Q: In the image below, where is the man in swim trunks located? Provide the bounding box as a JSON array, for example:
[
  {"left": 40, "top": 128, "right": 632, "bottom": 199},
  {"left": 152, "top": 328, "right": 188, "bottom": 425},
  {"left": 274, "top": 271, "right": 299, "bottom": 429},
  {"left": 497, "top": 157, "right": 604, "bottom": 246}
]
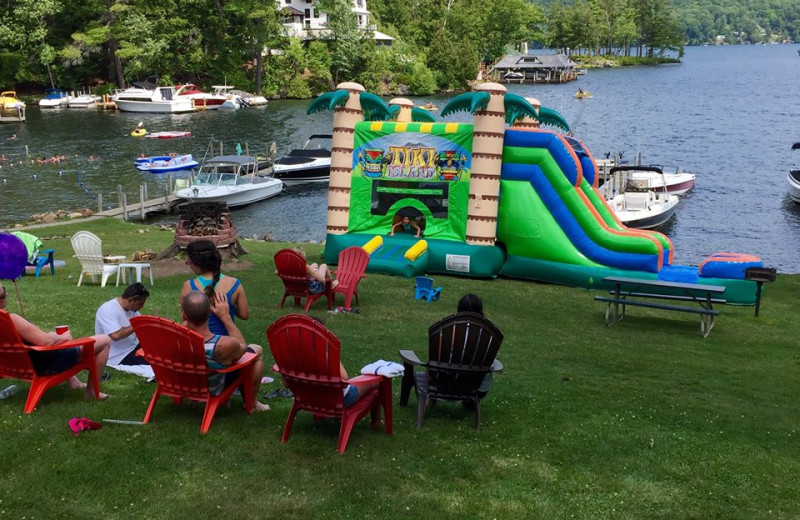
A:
[
  {"left": 0, "top": 282, "right": 110, "bottom": 400},
  {"left": 181, "top": 291, "right": 270, "bottom": 411}
]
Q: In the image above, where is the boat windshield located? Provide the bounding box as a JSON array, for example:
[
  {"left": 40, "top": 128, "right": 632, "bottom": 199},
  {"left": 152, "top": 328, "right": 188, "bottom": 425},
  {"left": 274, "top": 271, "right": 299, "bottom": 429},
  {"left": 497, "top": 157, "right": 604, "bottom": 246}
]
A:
[{"left": 193, "top": 171, "right": 250, "bottom": 186}]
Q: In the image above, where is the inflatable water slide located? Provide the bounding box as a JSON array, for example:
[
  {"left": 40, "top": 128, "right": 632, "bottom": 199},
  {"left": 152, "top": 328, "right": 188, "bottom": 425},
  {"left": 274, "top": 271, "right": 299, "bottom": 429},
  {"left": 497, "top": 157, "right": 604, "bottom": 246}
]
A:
[{"left": 313, "top": 82, "right": 760, "bottom": 304}]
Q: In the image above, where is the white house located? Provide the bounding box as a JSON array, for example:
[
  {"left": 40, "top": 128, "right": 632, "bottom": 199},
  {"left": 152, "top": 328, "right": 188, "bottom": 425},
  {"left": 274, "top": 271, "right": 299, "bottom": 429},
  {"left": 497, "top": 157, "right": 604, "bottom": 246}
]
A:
[{"left": 276, "top": 0, "right": 394, "bottom": 45}]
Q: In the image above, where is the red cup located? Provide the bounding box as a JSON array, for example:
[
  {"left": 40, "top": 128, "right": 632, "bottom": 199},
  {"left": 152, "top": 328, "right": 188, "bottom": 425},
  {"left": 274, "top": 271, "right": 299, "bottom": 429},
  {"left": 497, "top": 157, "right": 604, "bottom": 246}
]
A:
[{"left": 55, "top": 325, "right": 69, "bottom": 335}]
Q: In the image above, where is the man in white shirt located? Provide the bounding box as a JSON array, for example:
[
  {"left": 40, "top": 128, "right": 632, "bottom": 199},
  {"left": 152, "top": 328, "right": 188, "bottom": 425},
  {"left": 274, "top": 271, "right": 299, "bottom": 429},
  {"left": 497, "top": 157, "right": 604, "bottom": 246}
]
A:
[{"left": 95, "top": 282, "right": 153, "bottom": 378}]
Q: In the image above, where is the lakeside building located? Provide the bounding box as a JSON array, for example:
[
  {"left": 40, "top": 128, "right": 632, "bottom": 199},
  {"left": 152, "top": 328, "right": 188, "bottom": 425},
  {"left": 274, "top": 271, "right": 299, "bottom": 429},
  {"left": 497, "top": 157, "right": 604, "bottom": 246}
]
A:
[
  {"left": 277, "top": 0, "right": 394, "bottom": 46},
  {"left": 489, "top": 53, "right": 578, "bottom": 84}
]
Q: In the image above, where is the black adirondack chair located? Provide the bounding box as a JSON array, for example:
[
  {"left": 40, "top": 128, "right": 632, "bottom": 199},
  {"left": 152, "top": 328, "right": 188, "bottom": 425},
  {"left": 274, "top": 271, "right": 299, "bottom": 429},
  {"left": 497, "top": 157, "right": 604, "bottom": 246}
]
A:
[{"left": 399, "top": 312, "right": 504, "bottom": 430}]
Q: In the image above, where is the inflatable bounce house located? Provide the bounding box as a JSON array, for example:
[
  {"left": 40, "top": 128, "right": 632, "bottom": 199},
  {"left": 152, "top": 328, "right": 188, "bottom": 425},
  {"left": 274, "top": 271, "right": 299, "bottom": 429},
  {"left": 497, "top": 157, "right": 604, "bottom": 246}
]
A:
[{"left": 309, "top": 82, "right": 761, "bottom": 304}]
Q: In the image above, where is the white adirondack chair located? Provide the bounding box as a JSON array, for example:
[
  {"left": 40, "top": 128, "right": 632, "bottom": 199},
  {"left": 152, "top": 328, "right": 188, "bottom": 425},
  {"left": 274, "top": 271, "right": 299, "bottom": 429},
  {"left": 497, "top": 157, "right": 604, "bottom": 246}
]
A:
[{"left": 70, "top": 231, "right": 125, "bottom": 287}]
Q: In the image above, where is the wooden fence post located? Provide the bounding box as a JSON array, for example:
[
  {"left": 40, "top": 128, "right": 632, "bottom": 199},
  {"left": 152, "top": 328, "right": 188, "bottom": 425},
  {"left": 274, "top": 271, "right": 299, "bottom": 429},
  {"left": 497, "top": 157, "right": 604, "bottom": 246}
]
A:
[{"left": 140, "top": 185, "right": 146, "bottom": 220}]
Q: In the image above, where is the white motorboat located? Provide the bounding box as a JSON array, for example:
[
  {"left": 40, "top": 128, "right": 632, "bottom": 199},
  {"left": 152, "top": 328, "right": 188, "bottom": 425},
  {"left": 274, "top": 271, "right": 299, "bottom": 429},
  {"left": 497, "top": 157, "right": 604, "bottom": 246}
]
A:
[
  {"left": 210, "top": 86, "right": 241, "bottom": 109},
  {"left": 600, "top": 166, "right": 680, "bottom": 229},
  {"left": 272, "top": 135, "right": 332, "bottom": 186},
  {"left": 229, "top": 89, "right": 268, "bottom": 107},
  {"left": 112, "top": 80, "right": 194, "bottom": 113},
  {"left": 788, "top": 142, "right": 800, "bottom": 204},
  {"left": 38, "top": 88, "right": 72, "bottom": 108},
  {"left": 176, "top": 155, "right": 283, "bottom": 208},
  {"left": 68, "top": 92, "right": 98, "bottom": 108},
  {"left": 627, "top": 165, "right": 696, "bottom": 195}
]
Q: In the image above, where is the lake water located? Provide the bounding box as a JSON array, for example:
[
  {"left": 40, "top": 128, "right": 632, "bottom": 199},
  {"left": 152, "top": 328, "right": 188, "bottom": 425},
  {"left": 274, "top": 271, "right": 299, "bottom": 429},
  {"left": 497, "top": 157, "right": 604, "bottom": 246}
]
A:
[{"left": 2, "top": 44, "right": 799, "bottom": 272}]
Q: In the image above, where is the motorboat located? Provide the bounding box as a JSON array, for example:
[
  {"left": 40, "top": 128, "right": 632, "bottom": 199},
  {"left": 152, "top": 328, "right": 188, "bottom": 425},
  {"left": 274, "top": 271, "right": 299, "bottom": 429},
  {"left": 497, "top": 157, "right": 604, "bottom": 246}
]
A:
[
  {"left": 600, "top": 166, "right": 680, "bottom": 230},
  {"left": 176, "top": 84, "right": 225, "bottom": 110},
  {"left": 0, "top": 91, "right": 25, "bottom": 122},
  {"left": 68, "top": 92, "right": 98, "bottom": 108},
  {"left": 38, "top": 88, "right": 71, "bottom": 108},
  {"left": 272, "top": 134, "right": 332, "bottom": 186},
  {"left": 626, "top": 165, "right": 696, "bottom": 195},
  {"left": 606, "top": 190, "right": 679, "bottom": 229},
  {"left": 135, "top": 154, "right": 199, "bottom": 173},
  {"left": 788, "top": 142, "right": 800, "bottom": 204},
  {"left": 175, "top": 155, "right": 283, "bottom": 208},
  {"left": 504, "top": 71, "right": 525, "bottom": 81},
  {"left": 211, "top": 86, "right": 241, "bottom": 109},
  {"left": 112, "top": 80, "right": 194, "bottom": 113},
  {"left": 229, "top": 89, "right": 268, "bottom": 107}
]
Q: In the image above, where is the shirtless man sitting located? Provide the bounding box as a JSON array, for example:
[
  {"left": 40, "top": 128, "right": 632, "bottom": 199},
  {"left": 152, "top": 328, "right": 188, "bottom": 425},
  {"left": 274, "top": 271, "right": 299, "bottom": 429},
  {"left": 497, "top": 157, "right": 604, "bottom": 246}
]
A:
[{"left": 181, "top": 291, "right": 270, "bottom": 411}]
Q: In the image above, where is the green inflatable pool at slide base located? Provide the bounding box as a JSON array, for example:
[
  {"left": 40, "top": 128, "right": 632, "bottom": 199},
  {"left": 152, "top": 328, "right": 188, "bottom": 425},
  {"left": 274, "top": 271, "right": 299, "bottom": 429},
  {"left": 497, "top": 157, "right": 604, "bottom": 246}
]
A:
[{"left": 324, "top": 233, "right": 505, "bottom": 279}]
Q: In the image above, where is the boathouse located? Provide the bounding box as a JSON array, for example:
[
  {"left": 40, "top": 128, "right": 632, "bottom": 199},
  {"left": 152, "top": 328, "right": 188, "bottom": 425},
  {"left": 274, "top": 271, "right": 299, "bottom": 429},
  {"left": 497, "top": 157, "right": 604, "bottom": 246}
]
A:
[{"left": 489, "top": 53, "right": 578, "bottom": 84}]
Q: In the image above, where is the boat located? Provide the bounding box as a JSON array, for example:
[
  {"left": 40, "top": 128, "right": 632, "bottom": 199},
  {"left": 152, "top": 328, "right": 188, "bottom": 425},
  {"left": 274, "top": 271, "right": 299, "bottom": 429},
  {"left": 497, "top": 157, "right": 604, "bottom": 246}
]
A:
[
  {"left": 788, "top": 142, "right": 800, "bottom": 203},
  {"left": 0, "top": 91, "right": 25, "bottom": 122},
  {"left": 38, "top": 88, "right": 71, "bottom": 108},
  {"left": 626, "top": 165, "right": 696, "bottom": 195},
  {"left": 175, "top": 155, "right": 283, "bottom": 207},
  {"left": 68, "top": 92, "right": 97, "bottom": 108},
  {"left": 111, "top": 80, "right": 195, "bottom": 113},
  {"left": 210, "top": 86, "right": 242, "bottom": 109},
  {"left": 271, "top": 134, "right": 332, "bottom": 186},
  {"left": 176, "top": 84, "right": 226, "bottom": 110},
  {"left": 135, "top": 154, "right": 199, "bottom": 173},
  {"left": 576, "top": 68, "right": 587, "bottom": 75},
  {"left": 229, "top": 89, "right": 268, "bottom": 107},
  {"left": 504, "top": 71, "right": 525, "bottom": 81},
  {"left": 600, "top": 166, "right": 680, "bottom": 229},
  {"left": 144, "top": 131, "right": 193, "bottom": 139}
]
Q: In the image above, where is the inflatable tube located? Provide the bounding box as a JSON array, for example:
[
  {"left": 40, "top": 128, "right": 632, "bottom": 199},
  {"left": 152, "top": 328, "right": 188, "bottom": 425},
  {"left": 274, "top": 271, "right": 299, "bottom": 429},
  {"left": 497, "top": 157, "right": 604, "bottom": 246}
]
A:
[
  {"left": 362, "top": 235, "right": 383, "bottom": 255},
  {"left": 404, "top": 240, "right": 427, "bottom": 261},
  {"left": 131, "top": 128, "right": 147, "bottom": 137}
]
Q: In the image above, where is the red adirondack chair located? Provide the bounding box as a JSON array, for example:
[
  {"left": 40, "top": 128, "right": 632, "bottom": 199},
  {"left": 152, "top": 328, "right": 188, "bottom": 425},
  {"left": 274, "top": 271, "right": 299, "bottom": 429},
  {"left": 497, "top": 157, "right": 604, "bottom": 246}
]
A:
[
  {"left": 333, "top": 246, "right": 369, "bottom": 310},
  {"left": 266, "top": 314, "right": 393, "bottom": 453},
  {"left": 274, "top": 248, "right": 332, "bottom": 312},
  {"left": 130, "top": 315, "right": 257, "bottom": 434},
  {"left": 0, "top": 309, "right": 99, "bottom": 413}
]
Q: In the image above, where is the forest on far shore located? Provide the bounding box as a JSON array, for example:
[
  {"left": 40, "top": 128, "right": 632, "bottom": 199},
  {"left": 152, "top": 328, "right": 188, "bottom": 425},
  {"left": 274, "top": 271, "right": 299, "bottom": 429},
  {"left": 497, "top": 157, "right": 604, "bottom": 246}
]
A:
[{"left": 1, "top": 0, "right": 797, "bottom": 99}]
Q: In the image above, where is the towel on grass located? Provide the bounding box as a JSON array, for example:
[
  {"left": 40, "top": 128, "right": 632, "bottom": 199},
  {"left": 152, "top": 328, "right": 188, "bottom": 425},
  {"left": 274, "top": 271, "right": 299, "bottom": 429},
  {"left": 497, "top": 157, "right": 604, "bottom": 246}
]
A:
[
  {"left": 109, "top": 363, "right": 155, "bottom": 381},
  {"left": 360, "top": 360, "right": 404, "bottom": 378}
]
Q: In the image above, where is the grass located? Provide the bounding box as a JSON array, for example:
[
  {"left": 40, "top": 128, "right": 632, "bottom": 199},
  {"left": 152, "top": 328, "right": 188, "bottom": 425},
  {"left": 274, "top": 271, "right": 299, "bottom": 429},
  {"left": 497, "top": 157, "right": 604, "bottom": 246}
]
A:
[{"left": 1, "top": 218, "right": 798, "bottom": 519}]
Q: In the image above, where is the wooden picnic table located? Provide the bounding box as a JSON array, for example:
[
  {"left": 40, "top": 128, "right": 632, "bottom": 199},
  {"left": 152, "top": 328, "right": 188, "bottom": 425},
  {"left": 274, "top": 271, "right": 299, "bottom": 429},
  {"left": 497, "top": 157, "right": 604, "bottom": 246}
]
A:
[{"left": 595, "top": 276, "right": 727, "bottom": 337}]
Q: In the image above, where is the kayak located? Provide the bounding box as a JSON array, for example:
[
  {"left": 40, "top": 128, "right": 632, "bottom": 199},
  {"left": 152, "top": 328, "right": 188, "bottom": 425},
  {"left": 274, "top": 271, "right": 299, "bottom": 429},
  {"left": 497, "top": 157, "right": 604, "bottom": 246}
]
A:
[{"left": 144, "top": 131, "right": 193, "bottom": 139}]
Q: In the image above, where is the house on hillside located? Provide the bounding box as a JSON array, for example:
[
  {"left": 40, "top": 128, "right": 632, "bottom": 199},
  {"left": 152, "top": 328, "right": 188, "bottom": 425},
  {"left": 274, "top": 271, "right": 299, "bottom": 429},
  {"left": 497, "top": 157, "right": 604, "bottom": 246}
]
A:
[
  {"left": 489, "top": 53, "right": 578, "bottom": 83},
  {"left": 277, "top": 0, "right": 394, "bottom": 46}
]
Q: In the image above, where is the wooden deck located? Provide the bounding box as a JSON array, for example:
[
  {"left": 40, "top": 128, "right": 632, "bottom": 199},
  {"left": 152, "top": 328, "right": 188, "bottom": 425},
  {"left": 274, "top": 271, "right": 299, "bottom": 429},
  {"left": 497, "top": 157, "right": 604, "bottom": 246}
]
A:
[{"left": 96, "top": 193, "right": 180, "bottom": 219}]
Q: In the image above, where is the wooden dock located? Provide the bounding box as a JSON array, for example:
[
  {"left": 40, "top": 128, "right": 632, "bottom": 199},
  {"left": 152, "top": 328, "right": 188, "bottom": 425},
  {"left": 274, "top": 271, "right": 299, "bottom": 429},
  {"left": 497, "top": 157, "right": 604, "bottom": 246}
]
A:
[{"left": 95, "top": 181, "right": 183, "bottom": 221}]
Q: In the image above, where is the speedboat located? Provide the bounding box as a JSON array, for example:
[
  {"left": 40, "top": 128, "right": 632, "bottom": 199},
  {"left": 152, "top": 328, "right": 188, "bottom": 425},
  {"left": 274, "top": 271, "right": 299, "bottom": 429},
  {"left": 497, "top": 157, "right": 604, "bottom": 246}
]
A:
[
  {"left": 175, "top": 155, "right": 283, "bottom": 208},
  {"left": 68, "top": 92, "right": 97, "bottom": 108},
  {"left": 39, "top": 88, "right": 71, "bottom": 108},
  {"left": 606, "top": 190, "right": 679, "bottom": 229},
  {"left": 627, "top": 165, "right": 696, "bottom": 195},
  {"left": 211, "top": 86, "right": 241, "bottom": 109},
  {"left": 176, "top": 84, "right": 226, "bottom": 110},
  {"left": 601, "top": 166, "right": 680, "bottom": 229},
  {"left": 135, "top": 154, "right": 199, "bottom": 173},
  {"left": 112, "top": 80, "right": 194, "bottom": 113},
  {"left": 788, "top": 143, "right": 800, "bottom": 204},
  {"left": 229, "top": 89, "right": 268, "bottom": 107},
  {"left": 272, "top": 134, "right": 332, "bottom": 186},
  {"left": 0, "top": 91, "right": 25, "bottom": 122}
]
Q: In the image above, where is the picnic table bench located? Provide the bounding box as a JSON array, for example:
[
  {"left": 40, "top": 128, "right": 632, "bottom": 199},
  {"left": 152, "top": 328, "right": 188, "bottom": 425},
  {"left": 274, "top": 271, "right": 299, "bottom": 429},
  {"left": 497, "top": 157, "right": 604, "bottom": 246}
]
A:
[{"left": 594, "top": 276, "right": 726, "bottom": 337}]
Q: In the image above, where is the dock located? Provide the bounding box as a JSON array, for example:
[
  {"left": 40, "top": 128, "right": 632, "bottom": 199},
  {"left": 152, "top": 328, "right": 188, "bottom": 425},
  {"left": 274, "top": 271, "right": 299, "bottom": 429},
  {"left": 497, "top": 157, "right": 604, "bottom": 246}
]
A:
[{"left": 95, "top": 178, "right": 185, "bottom": 221}]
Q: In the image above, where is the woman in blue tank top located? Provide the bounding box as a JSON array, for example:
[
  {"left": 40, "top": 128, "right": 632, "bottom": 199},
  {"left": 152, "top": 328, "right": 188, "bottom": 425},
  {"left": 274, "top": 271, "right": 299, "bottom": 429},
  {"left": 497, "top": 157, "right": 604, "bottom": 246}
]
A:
[{"left": 180, "top": 239, "right": 250, "bottom": 336}]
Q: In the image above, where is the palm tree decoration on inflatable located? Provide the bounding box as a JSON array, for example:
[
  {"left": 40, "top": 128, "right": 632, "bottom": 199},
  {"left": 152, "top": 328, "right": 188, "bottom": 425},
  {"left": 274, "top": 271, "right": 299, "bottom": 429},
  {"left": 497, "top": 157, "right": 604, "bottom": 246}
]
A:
[
  {"left": 307, "top": 82, "right": 392, "bottom": 234},
  {"left": 440, "top": 83, "right": 539, "bottom": 246},
  {"left": 385, "top": 98, "right": 437, "bottom": 123}
]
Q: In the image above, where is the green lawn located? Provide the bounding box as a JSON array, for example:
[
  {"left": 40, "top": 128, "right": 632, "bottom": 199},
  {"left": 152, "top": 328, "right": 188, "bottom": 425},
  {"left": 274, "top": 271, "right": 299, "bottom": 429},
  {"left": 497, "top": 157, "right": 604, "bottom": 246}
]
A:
[{"left": 1, "top": 218, "right": 798, "bottom": 519}]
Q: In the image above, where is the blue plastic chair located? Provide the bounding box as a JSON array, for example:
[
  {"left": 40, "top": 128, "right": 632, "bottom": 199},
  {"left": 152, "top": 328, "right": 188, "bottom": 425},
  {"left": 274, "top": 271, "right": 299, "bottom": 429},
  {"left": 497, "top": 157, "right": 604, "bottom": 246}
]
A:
[
  {"left": 33, "top": 249, "right": 55, "bottom": 278},
  {"left": 414, "top": 276, "right": 441, "bottom": 302}
]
